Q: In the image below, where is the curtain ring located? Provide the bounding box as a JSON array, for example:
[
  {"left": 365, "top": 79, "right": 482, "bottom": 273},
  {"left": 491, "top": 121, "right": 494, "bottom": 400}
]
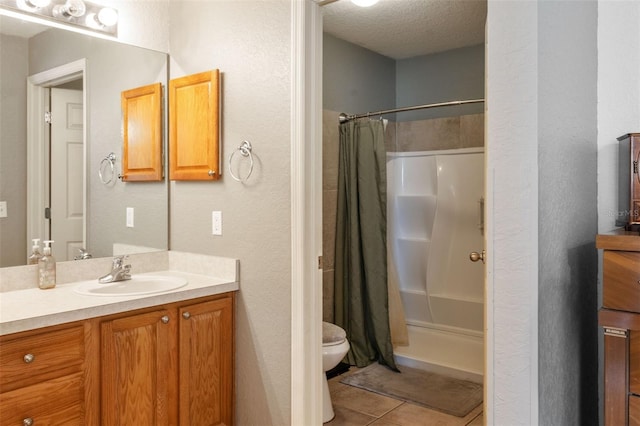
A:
[
  {"left": 228, "top": 140, "right": 254, "bottom": 182},
  {"left": 99, "top": 153, "right": 116, "bottom": 184}
]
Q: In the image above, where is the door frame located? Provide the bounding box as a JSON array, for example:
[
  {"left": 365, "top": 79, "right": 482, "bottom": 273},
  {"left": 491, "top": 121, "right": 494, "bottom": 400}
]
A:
[
  {"left": 291, "top": 1, "right": 324, "bottom": 425},
  {"left": 293, "top": 1, "right": 540, "bottom": 424},
  {"left": 26, "top": 59, "right": 86, "bottom": 256}
]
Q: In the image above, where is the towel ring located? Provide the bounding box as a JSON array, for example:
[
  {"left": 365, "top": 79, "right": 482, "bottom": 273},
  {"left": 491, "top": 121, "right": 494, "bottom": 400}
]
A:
[
  {"left": 228, "top": 140, "right": 254, "bottom": 182},
  {"left": 99, "top": 153, "right": 116, "bottom": 185}
]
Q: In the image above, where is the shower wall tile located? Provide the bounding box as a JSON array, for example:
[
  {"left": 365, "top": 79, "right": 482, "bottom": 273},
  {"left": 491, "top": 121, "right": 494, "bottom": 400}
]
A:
[
  {"left": 323, "top": 269, "right": 335, "bottom": 323},
  {"left": 396, "top": 117, "right": 461, "bottom": 151},
  {"left": 323, "top": 110, "right": 341, "bottom": 191},
  {"left": 460, "top": 113, "right": 485, "bottom": 148},
  {"left": 384, "top": 120, "right": 397, "bottom": 152}
]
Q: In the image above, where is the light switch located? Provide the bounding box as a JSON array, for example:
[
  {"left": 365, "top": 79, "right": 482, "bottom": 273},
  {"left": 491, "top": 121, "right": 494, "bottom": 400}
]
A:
[
  {"left": 126, "top": 207, "right": 134, "bottom": 227},
  {"left": 212, "top": 211, "right": 222, "bottom": 235},
  {"left": 0, "top": 201, "right": 6, "bottom": 218}
]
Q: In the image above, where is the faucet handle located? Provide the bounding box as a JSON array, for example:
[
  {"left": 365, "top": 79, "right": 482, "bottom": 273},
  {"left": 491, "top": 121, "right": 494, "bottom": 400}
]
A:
[
  {"left": 112, "top": 255, "right": 128, "bottom": 266},
  {"left": 122, "top": 263, "right": 132, "bottom": 280},
  {"left": 74, "top": 248, "right": 92, "bottom": 260}
]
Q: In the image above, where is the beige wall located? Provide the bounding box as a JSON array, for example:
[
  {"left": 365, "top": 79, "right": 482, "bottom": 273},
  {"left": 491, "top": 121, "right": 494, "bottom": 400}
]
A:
[
  {"left": 168, "top": 1, "right": 292, "bottom": 424},
  {"left": 0, "top": 34, "right": 28, "bottom": 267},
  {"left": 322, "top": 111, "right": 484, "bottom": 322}
]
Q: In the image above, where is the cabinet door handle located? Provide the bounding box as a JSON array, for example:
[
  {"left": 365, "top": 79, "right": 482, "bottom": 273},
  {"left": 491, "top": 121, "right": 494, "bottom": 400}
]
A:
[
  {"left": 23, "top": 418, "right": 34, "bottom": 426},
  {"left": 161, "top": 315, "right": 170, "bottom": 324},
  {"left": 23, "top": 353, "right": 35, "bottom": 364},
  {"left": 182, "top": 312, "right": 191, "bottom": 320}
]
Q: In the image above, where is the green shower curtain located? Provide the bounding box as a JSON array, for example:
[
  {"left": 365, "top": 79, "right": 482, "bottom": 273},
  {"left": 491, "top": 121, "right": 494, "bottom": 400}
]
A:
[{"left": 333, "top": 118, "right": 398, "bottom": 371}]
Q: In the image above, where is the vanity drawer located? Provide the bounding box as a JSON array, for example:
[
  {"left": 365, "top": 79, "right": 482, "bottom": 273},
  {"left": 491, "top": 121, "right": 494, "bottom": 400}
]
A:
[
  {"left": 0, "top": 373, "right": 84, "bottom": 425},
  {"left": 631, "top": 395, "right": 640, "bottom": 426},
  {"left": 0, "top": 324, "right": 84, "bottom": 391},
  {"left": 603, "top": 251, "right": 640, "bottom": 312}
]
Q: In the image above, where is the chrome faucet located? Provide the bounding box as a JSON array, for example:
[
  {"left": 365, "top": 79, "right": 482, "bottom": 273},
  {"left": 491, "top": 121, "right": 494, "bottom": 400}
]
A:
[
  {"left": 98, "top": 255, "right": 131, "bottom": 283},
  {"left": 74, "top": 248, "right": 92, "bottom": 260}
]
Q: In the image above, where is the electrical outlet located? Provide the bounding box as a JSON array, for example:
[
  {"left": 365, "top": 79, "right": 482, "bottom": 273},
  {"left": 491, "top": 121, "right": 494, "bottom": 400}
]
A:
[
  {"left": 212, "top": 211, "right": 222, "bottom": 235},
  {"left": 126, "top": 207, "right": 134, "bottom": 228},
  {"left": 0, "top": 201, "right": 6, "bottom": 218}
]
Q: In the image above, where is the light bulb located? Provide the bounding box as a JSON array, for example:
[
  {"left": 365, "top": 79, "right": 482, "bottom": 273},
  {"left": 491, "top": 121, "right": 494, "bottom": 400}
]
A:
[
  {"left": 97, "top": 7, "right": 118, "bottom": 26},
  {"left": 16, "top": 0, "right": 51, "bottom": 11},
  {"left": 86, "top": 7, "right": 117, "bottom": 28},
  {"left": 351, "top": 0, "right": 379, "bottom": 6},
  {"left": 53, "top": 0, "right": 87, "bottom": 18},
  {"left": 26, "top": 0, "right": 51, "bottom": 7}
]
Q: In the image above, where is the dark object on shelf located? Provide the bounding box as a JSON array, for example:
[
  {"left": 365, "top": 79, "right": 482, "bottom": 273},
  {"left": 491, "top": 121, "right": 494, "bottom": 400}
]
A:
[{"left": 617, "top": 133, "right": 640, "bottom": 226}]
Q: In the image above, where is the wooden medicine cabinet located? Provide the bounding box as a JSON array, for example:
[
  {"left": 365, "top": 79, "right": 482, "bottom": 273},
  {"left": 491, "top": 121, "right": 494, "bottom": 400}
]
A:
[
  {"left": 121, "top": 82, "right": 164, "bottom": 181},
  {"left": 169, "top": 70, "right": 221, "bottom": 181}
]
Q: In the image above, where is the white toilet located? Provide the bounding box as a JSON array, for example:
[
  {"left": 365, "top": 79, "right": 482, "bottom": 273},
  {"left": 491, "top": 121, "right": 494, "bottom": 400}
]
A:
[{"left": 322, "top": 321, "right": 350, "bottom": 423}]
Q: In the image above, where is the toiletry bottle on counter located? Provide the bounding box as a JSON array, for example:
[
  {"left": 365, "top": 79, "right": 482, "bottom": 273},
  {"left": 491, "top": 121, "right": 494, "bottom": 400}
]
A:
[
  {"left": 27, "top": 238, "right": 42, "bottom": 265},
  {"left": 38, "top": 240, "right": 56, "bottom": 289}
]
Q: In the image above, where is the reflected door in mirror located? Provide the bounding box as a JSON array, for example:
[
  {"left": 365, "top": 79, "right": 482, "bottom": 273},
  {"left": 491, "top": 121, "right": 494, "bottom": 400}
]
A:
[{"left": 51, "top": 88, "right": 84, "bottom": 262}]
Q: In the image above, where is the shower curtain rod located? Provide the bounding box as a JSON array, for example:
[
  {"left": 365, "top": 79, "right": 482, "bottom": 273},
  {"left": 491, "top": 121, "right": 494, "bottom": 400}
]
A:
[{"left": 338, "top": 99, "right": 485, "bottom": 123}]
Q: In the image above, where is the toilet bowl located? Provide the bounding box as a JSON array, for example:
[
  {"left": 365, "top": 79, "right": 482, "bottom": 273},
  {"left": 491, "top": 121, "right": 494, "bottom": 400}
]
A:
[{"left": 322, "top": 322, "right": 350, "bottom": 423}]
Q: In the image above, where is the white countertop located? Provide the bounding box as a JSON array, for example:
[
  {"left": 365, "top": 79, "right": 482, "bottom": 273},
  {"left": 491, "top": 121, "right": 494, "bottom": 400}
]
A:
[{"left": 0, "top": 270, "right": 238, "bottom": 335}]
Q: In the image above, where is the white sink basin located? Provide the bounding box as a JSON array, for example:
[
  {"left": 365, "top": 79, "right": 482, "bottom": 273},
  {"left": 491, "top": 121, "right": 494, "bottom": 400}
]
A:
[{"left": 74, "top": 275, "right": 188, "bottom": 297}]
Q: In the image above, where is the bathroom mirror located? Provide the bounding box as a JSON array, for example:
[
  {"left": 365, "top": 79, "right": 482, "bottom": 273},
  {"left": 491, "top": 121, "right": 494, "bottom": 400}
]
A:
[{"left": 0, "top": 13, "right": 169, "bottom": 267}]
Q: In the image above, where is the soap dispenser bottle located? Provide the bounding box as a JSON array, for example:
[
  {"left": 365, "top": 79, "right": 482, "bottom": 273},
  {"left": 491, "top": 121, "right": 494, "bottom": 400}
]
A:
[
  {"left": 28, "top": 238, "right": 42, "bottom": 265},
  {"left": 38, "top": 240, "right": 56, "bottom": 289}
]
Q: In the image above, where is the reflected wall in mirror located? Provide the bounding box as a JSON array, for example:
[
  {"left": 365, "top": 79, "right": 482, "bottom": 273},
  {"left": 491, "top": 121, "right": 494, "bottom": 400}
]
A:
[{"left": 0, "top": 14, "right": 169, "bottom": 267}]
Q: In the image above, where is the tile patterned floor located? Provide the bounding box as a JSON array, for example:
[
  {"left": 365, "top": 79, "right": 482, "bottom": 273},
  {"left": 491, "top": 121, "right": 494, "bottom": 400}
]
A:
[{"left": 326, "top": 368, "right": 483, "bottom": 426}]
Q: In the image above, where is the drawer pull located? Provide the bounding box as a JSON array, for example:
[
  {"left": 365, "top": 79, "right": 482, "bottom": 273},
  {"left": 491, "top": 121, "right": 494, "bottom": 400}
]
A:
[
  {"left": 23, "top": 353, "right": 35, "bottom": 364},
  {"left": 23, "top": 418, "right": 34, "bottom": 426},
  {"left": 182, "top": 312, "right": 191, "bottom": 320},
  {"left": 161, "top": 315, "right": 170, "bottom": 324}
]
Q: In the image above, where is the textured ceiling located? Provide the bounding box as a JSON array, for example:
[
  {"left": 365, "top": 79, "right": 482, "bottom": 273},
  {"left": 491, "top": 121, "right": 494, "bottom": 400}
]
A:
[
  {"left": 322, "top": 0, "right": 487, "bottom": 60},
  {"left": 3, "top": 1, "right": 487, "bottom": 58}
]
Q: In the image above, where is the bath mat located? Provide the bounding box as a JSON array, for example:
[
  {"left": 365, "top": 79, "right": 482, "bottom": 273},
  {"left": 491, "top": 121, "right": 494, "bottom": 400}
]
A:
[{"left": 340, "top": 363, "right": 482, "bottom": 417}]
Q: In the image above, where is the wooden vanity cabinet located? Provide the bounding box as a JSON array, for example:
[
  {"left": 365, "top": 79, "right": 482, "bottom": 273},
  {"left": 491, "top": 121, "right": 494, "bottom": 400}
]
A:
[
  {"left": 598, "top": 233, "right": 640, "bottom": 426},
  {"left": 178, "top": 297, "right": 234, "bottom": 425},
  {"left": 0, "top": 291, "right": 234, "bottom": 426},
  {"left": 98, "top": 293, "right": 234, "bottom": 426},
  {"left": 0, "top": 322, "right": 91, "bottom": 425},
  {"left": 100, "top": 307, "right": 177, "bottom": 425}
]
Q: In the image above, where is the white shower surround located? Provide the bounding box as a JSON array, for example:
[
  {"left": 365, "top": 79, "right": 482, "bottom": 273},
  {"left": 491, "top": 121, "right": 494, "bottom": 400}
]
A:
[{"left": 387, "top": 147, "right": 484, "bottom": 382}]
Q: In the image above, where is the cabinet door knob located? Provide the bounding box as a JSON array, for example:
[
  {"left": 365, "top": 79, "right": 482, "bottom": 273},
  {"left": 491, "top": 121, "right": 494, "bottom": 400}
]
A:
[
  {"left": 161, "top": 315, "right": 170, "bottom": 324},
  {"left": 469, "top": 250, "right": 486, "bottom": 264},
  {"left": 182, "top": 312, "right": 191, "bottom": 319},
  {"left": 23, "top": 353, "right": 35, "bottom": 364},
  {"left": 23, "top": 418, "right": 34, "bottom": 426}
]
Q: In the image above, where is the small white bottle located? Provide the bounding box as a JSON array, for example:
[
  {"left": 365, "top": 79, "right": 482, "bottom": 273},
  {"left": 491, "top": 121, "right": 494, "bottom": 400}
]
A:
[
  {"left": 38, "top": 240, "right": 56, "bottom": 290},
  {"left": 27, "top": 238, "right": 42, "bottom": 265}
]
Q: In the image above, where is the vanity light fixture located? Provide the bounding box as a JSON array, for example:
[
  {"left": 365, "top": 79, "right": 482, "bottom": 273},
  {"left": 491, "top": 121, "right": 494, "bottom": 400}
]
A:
[
  {"left": 1, "top": 0, "right": 118, "bottom": 35},
  {"left": 85, "top": 6, "right": 117, "bottom": 29},
  {"left": 16, "top": 0, "right": 50, "bottom": 10},
  {"left": 52, "top": 0, "right": 86, "bottom": 18},
  {"left": 351, "top": 0, "right": 379, "bottom": 7}
]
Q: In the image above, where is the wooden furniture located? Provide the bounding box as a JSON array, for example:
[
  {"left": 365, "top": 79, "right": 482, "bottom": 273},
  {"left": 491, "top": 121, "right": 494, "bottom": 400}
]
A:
[
  {"left": 618, "top": 133, "right": 640, "bottom": 225},
  {"left": 0, "top": 323, "right": 90, "bottom": 425},
  {"left": 598, "top": 232, "right": 640, "bottom": 426},
  {"left": 121, "top": 82, "right": 164, "bottom": 181},
  {"left": 169, "top": 70, "right": 221, "bottom": 181},
  {"left": 0, "top": 292, "right": 234, "bottom": 426}
]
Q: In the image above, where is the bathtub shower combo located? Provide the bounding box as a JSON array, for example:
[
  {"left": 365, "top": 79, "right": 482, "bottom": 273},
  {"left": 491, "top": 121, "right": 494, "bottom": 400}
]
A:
[{"left": 387, "top": 147, "right": 484, "bottom": 383}]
